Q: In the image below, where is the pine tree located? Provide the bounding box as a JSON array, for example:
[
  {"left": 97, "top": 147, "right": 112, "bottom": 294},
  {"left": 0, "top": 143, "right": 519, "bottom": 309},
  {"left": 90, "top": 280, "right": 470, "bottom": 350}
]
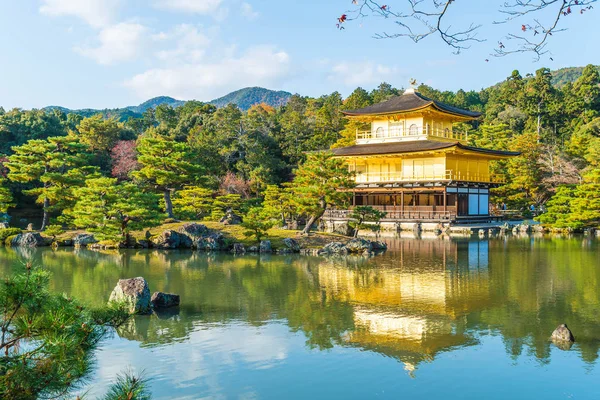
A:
[
  {"left": 262, "top": 185, "right": 297, "bottom": 226},
  {"left": 132, "top": 133, "right": 204, "bottom": 218},
  {"left": 6, "top": 135, "right": 93, "bottom": 230},
  {"left": 76, "top": 114, "right": 124, "bottom": 152},
  {"left": 569, "top": 169, "right": 600, "bottom": 229},
  {"left": 0, "top": 262, "right": 129, "bottom": 398},
  {"left": 241, "top": 207, "right": 275, "bottom": 243},
  {"left": 172, "top": 186, "right": 214, "bottom": 220},
  {"left": 348, "top": 206, "right": 387, "bottom": 237},
  {"left": 536, "top": 185, "right": 577, "bottom": 229},
  {"left": 68, "top": 177, "right": 162, "bottom": 242},
  {"left": 0, "top": 178, "right": 14, "bottom": 216},
  {"left": 290, "top": 151, "right": 354, "bottom": 234},
  {"left": 210, "top": 194, "right": 242, "bottom": 221}
]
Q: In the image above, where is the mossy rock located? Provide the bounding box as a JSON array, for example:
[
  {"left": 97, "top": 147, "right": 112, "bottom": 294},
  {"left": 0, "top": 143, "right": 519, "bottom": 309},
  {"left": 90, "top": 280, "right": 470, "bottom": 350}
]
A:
[{"left": 5, "top": 235, "right": 19, "bottom": 246}]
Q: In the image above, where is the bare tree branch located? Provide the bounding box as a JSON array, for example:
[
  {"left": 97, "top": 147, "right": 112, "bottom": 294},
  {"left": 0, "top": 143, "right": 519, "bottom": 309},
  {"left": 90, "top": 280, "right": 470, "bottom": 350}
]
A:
[
  {"left": 339, "top": 0, "right": 483, "bottom": 54},
  {"left": 494, "top": 0, "right": 596, "bottom": 60},
  {"left": 338, "top": 0, "right": 596, "bottom": 60}
]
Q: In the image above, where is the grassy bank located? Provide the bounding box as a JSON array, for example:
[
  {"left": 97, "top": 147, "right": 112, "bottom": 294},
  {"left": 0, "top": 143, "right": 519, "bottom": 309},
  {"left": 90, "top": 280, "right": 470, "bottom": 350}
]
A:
[
  {"left": 130, "top": 221, "right": 349, "bottom": 249},
  {"left": 8, "top": 220, "right": 350, "bottom": 250}
]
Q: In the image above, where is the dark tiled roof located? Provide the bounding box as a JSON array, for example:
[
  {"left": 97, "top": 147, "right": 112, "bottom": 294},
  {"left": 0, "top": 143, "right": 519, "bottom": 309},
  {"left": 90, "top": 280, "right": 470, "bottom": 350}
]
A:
[
  {"left": 343, "top": 91, "right": 482, "bottom": 118},
  {"left": 331, "top": 140, "right": 520, "bottom": 157}
]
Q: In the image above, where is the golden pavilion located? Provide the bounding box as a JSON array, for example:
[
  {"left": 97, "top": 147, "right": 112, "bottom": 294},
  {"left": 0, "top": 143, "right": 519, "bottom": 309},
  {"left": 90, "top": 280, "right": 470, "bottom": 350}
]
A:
[{"left": 330, "top": 86, "right": 520, "bottom": 223}]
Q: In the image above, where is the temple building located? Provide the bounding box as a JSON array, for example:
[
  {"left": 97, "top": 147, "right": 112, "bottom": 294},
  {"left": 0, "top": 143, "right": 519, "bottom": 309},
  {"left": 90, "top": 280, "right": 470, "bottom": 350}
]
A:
[{"left": 330, "top": 86, "right": 520, "bottom": 222}]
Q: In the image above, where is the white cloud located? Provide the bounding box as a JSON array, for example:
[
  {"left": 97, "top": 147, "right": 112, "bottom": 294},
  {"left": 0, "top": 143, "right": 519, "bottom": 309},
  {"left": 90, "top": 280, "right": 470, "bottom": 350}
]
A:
[
  {"left": 75, "top": 22, "right": 149, "bottom": 65},
  {"left": 153, "top": 0, "right": 224, "bottom": 14},
  {"left": 39, "top": 0, "right": 120, "bottom": 28},
  {"left": 241, "top": 2, "right": 259, "bottom": 20},
  {"left": 125, "top": 46, "right": 290, "bottom": 100},
  {"left": 155, "top": 24, "right": 212, "bottom": 64},
  {"left": 329, "top": 61, "right": 401, "bottom": 87}
]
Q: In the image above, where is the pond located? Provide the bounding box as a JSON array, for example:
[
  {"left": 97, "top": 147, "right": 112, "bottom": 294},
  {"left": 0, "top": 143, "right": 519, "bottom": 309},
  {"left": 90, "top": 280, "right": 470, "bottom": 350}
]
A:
[{"left": 1, "top": 236, "right": 600, "bottom": 399}]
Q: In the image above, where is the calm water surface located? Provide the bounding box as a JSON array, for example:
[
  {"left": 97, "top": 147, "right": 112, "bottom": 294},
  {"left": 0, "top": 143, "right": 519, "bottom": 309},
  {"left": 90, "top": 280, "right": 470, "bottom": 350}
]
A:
[{"left": 1, "top": 236, "right": 600, "bottom": 399}]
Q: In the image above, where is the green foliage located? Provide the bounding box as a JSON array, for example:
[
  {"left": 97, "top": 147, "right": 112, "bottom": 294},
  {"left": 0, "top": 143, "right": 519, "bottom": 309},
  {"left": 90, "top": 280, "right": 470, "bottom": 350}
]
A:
[
  {"left": 210, "top": 87, "right": 292, "bottom": 110},
  {"left": 0, "top": 108, "right": 67, "bottom": 155},
  {"left": 210, "top": 194, "right": 242, "bottom": 221},
  {"left": 536, "top": 185, "right": 577, "bottom": 229},
  {"left": 172, "top": 186, "right": 214, "bottom": 220},
  {"left": 262, "top": 185, "right": 297, "bottom": 226},
  {"left": 241, "top": 207, "right": 275, "bottom": 243},
  {"left": 0, "top": 227, "right": 22, "bottom": 242},
  {"left": 6, "top": 135, "right": 96, "bottom": 229},
  {"left": 68, "top": 177, "right": 163, "bottom": 241},
  {"left": 76, "top": 114, "right": 126, "bottom": 152},
  {"left": 0, "top": 178, "right": 14, "bottom": 214},
  {"left": 133, "top": 132, "right": 205, "bottom": 218},
  {"left": 568, "top": 169, "right": 600, "bottom": 229},
  {"left": 290, "top": 152, "right": 354, "bottom": 234},
  {"left": 0, "top": 263, "right": 129, "bottom": 399},
  {"left": 348, "top": 206, "right": 387, "bottom": 237},
  {"left": 44, "top": 224, "right": 64, "bottom": 239},
  {"left": 103, "top": 370, "right": 152, "bottom": 400}
]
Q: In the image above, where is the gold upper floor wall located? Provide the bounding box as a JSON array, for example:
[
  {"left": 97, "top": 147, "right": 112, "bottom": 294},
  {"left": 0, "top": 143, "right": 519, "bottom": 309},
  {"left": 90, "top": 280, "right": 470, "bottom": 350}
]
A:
[
  {"left": 347, "top": 152, "right": 504, "bottom": 184},
  {"left": 353, "top": 111, "right": 470, "bottom": 145}
]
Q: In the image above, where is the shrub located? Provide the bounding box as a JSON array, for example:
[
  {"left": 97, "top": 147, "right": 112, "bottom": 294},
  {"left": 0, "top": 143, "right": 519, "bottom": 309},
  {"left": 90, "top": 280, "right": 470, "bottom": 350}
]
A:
[{"left": 0, "top": 227, "right": 22, "bottom": 243}]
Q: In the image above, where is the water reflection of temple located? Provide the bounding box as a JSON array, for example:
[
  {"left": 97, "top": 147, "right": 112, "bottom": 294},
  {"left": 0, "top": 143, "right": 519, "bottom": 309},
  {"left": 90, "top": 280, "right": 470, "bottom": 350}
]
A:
[{"left": 317, "top": 238, "right": 490, "bottom": 374}]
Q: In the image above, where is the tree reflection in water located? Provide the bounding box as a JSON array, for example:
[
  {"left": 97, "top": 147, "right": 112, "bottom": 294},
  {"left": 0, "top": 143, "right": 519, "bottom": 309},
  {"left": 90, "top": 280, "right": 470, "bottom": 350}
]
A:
[{"left": 0, "top": 235, "right": 599, "bottom": 374}]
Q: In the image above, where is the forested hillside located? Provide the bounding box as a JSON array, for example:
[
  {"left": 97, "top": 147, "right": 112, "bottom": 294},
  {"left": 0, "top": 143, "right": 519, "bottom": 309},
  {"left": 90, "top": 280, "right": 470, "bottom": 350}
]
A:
[
  {"left": 1, "top": 65, "right": 599, "bottom": 232},
  {"left": 42, "top": 87, "right": 292, "bottom": 121}
]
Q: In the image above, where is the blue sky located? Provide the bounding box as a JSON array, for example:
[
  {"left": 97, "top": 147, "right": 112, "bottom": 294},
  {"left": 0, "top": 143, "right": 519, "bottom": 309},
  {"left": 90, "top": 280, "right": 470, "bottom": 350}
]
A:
[{"left": 1, "top": 1, "right": 598, "bottom": 110}]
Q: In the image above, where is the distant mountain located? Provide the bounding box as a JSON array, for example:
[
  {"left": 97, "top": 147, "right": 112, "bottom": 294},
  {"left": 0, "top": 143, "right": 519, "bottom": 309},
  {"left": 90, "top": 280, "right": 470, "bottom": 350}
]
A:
[
  {"left": 209, "top": 87, "right": 292, "bottom": 110},
  {"left": 550, "top": 66, "right": 600, "bottom": 87},
  {"left": 43, "top": 87, "right": 293, "bottom": 121},
  {"left": 127, "top": 96, "right": 186, "bottom": 114}
]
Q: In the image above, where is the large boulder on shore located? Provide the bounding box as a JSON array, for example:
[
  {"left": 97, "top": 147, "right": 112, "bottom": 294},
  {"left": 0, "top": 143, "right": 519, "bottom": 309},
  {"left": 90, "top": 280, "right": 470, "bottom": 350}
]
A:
[
  {"left": 345, "top": 238, "right": 373, "bottom": 254},
  {"left": 152, "top": 230, "right": 192, "bottom": 249},
  {"left": 232, "top": 243, "right": 246, "bottom": 254},
  {"left": 220, "top": 211, "right": 243, "bottom": 225},
  {"left": 282, "top": 238, "right": 301, "bottom": 253},
  {"left": 177, "top": 223, "right": 209, "bottom": 238},
  {"left": 10, "top": 232, "right": 47, "bottom": 247},
  {"left": 551, "top": 323, "right": 575, "bottom": 343},
  {"left": 151, "top": 292, "right": 180, "bottom": 309},
  {"left": 73, "top": 233, "right": 98, "bottom": 247},
  {"left": 259, "top": 240, "right": 272, "bottom": 253},
  {"left": 193, "top": 232, "right": 227, "bottom": 251},
  {"left": 109, "top": 277, "right": 152, "bottom": 314},
  {"left": 318, "top": 242, "right": 348, "bottom": 255}
]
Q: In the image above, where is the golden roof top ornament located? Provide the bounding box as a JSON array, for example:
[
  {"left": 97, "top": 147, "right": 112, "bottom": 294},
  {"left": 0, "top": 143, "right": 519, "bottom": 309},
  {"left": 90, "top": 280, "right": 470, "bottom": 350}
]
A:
[{"left": 406, "top": 78, "right": 418, "bottom": 94}]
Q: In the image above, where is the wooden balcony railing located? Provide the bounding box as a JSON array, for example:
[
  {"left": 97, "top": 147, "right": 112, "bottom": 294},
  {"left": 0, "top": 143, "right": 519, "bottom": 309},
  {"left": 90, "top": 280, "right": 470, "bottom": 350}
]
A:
[
  {"left": 356, "top": 126, "right": 467, "bottom": 142},
  {"left": 324, "top": 208, "right": 457, "bottom": 221},
  {"left": 353, "top": 170, "right": 505, "bottom": 184}
]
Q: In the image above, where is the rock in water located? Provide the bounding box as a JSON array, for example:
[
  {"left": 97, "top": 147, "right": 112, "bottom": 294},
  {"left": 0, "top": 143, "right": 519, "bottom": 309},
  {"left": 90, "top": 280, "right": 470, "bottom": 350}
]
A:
[
  {"left": 232, "top": 243, "right": 246, "bottom": 254},
  {"left": 370, "top": 241, "right": 387, "bottom": 252},
  {"left": 10, "top": 232, "right": 47, "bottom": 247},
  {"left": 346, "top": 238, "right": 373, "bottom": 254},
  {"left": 551, "top": 323, "right": 575, "bottom": 342},
  {"left": 318, "top": 242, "right": 348, "bottom": 255},
  {"left": 151, "top": 292, "right": 180, "bottom": 309},
  {"left": 109, "top": 277, "right": 152, "bottom": 314},
  {"left": 73, "top": 233, "right": 98, "bottom": 247},
  {"left": 259, "top": 240, "right": 272, "bottom": 253},
  {"left": 282, "top": 238, "right": 300, "bottom": 252}
]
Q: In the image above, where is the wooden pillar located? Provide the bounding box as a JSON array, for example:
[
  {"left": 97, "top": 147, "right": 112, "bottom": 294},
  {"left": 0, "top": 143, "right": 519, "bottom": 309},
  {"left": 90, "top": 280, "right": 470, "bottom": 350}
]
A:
[
  {"left": 401, "top": 190, "right": 404, "bottom": 218},
  {"left": 443, "top": 188, "right": 447, "bottom": 214}
]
